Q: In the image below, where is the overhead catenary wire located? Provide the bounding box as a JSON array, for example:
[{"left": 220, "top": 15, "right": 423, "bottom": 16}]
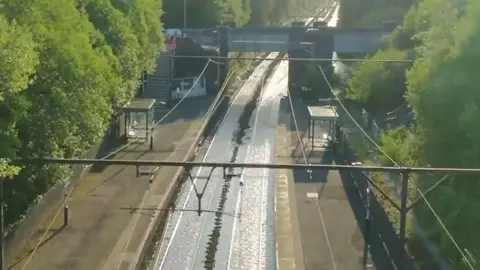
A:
[
  {"left": 116, "top": 59, "right": 216, "bottom": 270},
  {"left": 168, "top": 55, "right": 415, "bottom": 63},
  {"left": 19, "top": 59, "right": 214, "bottom": 270},
  {"left": 135, "top": 69, "right": 237, "bottom": 270},
  {"left": 21, "top": 157, "right": 480, "bottom": 175},
  {"left": 317, "top": 65, "right": 399, "bottom": 166},
  {"left": 153, "top": 59, "right": 213, "bottom": 128},
  {"left": 278, "top": 6, "right": 340, "bottom": 268},
  {"left": 287, "top": 80, "right": 309, "bottom": 166},
  {"left": 317, "top": 64, "right": 475, "bottom": 269},
  {"left": 286, "top": 59, "right": 338, "bottom": 269},
  {"left": 418, "top": 189, "right": 475, "bottom": 269},
  {"left": 128, "top": 65, "right": 238, "bottom": 270},
  {"left": 115, "top": 174, "right": 153, "bottom": 270},
  {"left": 284, "top": 4, "right": 337, "bottom": 168}
]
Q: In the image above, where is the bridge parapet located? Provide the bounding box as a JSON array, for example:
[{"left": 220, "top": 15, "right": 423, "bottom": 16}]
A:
[
  {"left": 180, "top": 26, "right": 391, "bottom": 54},
  {"left": 176, "top": 24, "right": 393, "bottom": 100}
]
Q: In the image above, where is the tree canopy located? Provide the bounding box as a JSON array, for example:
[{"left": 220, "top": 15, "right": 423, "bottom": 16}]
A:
[
  {"left": 345, "top": 0, "right": 480, "bottom": 267},
  {"left": 161, "top": 0, "right": 322, "bottom": 28},
  {"left": 346, "top": 49, "right": 410, "bottom": 117},
  {"left": 0, "top": 0, "right": 163, "bottom": 229},
  {"left": 339, "top": 0, "right": 415, "bottom": 28}
]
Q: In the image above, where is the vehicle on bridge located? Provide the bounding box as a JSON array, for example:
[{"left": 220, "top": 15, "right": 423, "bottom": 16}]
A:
[{"left": 162, "top": 28, "right": 183, "bottom": 38}]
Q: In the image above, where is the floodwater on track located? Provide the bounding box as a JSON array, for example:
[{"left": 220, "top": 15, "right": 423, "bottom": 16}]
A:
[
  {"left": 151, "top": 54, "right": 281, "bottom": 270},
  {"left": 203, "top": 72, "right": 264, "bottom": 269}
]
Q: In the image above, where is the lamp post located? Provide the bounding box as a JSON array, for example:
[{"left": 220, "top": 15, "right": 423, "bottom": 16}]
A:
[
  {"left": 362, "top": 186, "right": 372, "bottom": 270},
  {"left": 183, "top": 0, "right": 187, "bottom": 29}
]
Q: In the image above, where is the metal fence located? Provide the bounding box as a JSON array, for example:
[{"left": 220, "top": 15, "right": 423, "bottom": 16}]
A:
[
  {"left": 336, "top": 123, "right": 416, "bottom": 269},
  {"left": 355, "top": 108, "right": 449, "bottom": 269}
]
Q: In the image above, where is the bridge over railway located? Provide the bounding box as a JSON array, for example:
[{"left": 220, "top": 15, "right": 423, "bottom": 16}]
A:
[{"left": 176, "top": 22, "right": 396, "bottom": 97}]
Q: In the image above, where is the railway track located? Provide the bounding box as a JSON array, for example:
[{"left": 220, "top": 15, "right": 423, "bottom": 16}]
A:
[{"left": 150, "top": 4, "right": 337, "bottom": 270}]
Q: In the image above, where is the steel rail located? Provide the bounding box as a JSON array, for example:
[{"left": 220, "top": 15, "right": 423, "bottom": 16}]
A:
[{"left": 169, "top": 55, "right": 415, "bottom": 62}]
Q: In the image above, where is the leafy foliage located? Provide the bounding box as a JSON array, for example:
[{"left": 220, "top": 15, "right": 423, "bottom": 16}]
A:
[
  {"left": 161, "top": 0, "right": 323, "bottom": 28},
  {"left": 339, "top": 0, "right": 415, "bottom": 28},
  {"left": 162, "top": 0, "right": 251, "bottom": 28},
  {"left": 404, "top": 2, "right": 480, "bottom": 266},
  {"left": 0, "top": 0, "right": 163, "bottom": 228},
  {"left": 0, "top": 159, "right": 20, "bottom": 179},
  {"left": 346, "top": 49, "right": 410, "bottom": 117},
  {"left": 345, "top": 0, "right": 480, "bottom": 267},
  {"left": 377, "top": 127, "right": 420, "bottom": 166},
  {"left": 0, "top": 15, "right": 38, "bottom": 160}
]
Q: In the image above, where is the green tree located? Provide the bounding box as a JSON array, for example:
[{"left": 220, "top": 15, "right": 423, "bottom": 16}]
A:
[
  {"left": 346, "top": 49, "right": 410, "bottom": 117},
  {"left": 0, "top": 159, "right": 20, "bottom": 179},
  {"left": 377, "top": 127, "right": 420, "bottom": 166},
  {"left": 1, "top": 0, "right": 119, "bottom": 224},
  {"left": 162, "top": 0, "right": 251, "bottom": 28},
  {"left": 161, "top": 0, "right": 317, "bottom": 28},
  {"left": 336, "top": 0, "right": 480, "bottom": 267},
  {"left": 375, "top": 0, "right": 480, "bottom": 267},
  {"left": 0, "top": 16, "right": 37, "bottom": 184},
  {"left": 110, "top": 0, "right": 164, "bottom": 73},
  {"left": 0, "top": 16, "right": 38, "bottom": 160},
  {"left": 250, "top": 0, "right": 272, "bottom": 25},
  {"left": 82, "top": 0, "right": 143, "bottom": 100},
  {"left": 339, "top": 0, "right": 416, "bottom": 28},
  {"left": 0, "top": 0, "right": 163, "bottom": 227}
]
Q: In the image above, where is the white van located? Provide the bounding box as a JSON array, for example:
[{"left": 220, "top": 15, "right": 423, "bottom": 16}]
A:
[{"left": 162, "top": 28, "right": 183, "bottom": 38}]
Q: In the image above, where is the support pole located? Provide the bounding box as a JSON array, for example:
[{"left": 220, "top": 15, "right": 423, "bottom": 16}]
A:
[
  {"left": 63, "top": 183, "right": 69, "bottom": 227},
  {"left": 217, "top": 60, "right": 220, "bottom": 93},
  {"left": 398, "top": 170, "right": 410, "bottom": 270},
  {"left": 183, "top": 0, "right": 187, "bottom": 29},
  {"left": 217, "top": 26, "right": 229, "bottom": 86},
  {"left": 145, "top": 111, "right": 149, "bottom": 142},
  {"left": 0, "top": 179, "right": 4, "bottom": 270},
  {"left": 196, "top": 194, "right": 202, "bottom": 216},
  {"left": 168, "top": 56, "right": 173, "bottom": 107},
  {"left": 362, "top": 186, "right": 371, "bottom": 270}
]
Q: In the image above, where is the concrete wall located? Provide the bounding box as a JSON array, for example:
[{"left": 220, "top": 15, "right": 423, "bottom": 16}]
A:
[
  {"left": 334, "top": 31, "right": 388, "bottom": 53},
  {"left": 229, "top": 33, "right": 290, "bottom": 52},
  {"left": 155, "top": 53, "right": 173, "bottom": 77}
]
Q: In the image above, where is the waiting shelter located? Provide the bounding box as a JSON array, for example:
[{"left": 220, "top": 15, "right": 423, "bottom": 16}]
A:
[
  {"left": 122, "top": 98, "right": 155, "bottom": 146},
  {"left": 307, "top": 99, "right": 338, "bottom": 150}
]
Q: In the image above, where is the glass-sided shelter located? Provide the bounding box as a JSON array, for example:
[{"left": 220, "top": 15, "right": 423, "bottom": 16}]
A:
[
  {"left": 122, "top": 98, "right": 155, "bottom": 142},
  {"left": 307, "top": 100, "right": 338, "bottom": 150}
]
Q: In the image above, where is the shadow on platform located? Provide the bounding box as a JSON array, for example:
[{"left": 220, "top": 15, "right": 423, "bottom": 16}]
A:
[
  {"left": 336, "top": 130, "right": 417, "bottom": 269},
  {"left": 281, "top": 95, "right": 416, "bottom": 269},
  {"left": 90, "top": 97, "right": 213, "bottom": 173},
  {"left": 293, "top": 150, "right": 334, "bottom": 183}
]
